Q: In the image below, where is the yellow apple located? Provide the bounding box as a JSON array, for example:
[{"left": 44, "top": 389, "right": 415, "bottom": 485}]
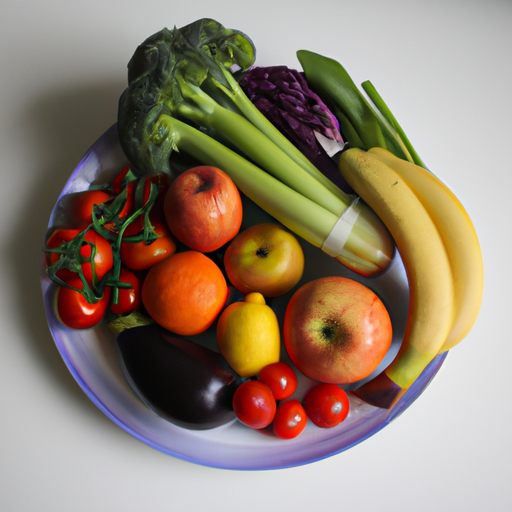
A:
[{"left": 223, "top": 223, "right": 305, "bottom": 298}]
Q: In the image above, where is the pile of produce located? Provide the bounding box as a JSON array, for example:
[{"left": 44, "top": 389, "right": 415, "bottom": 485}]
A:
[{"left": 44, "top": 18, "right": 484, "bottom": 437}]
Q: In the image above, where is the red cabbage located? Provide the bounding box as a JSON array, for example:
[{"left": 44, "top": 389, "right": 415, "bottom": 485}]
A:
[{"left": 239, "top": 66, "right": 350, "bottom": 191}]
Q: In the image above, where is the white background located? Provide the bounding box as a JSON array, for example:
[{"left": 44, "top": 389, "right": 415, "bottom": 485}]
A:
[{"left": 1, "top": 0, "right": 511, "bottom": 510}]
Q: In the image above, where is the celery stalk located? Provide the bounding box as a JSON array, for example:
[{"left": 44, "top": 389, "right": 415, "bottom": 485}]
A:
[
  {"left": 178, "top": 81, "right": 347, "bottom": 217},
  {"left": 151, "top": 114, "right": 392, "bottom": 275}
]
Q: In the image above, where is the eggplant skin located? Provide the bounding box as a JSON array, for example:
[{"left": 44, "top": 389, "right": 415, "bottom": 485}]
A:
[{"left": 116, "top": 324, "right": 239, "bottom": 430}]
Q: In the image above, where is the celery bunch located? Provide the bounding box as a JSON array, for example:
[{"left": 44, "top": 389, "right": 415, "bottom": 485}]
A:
[{"left": 117, "top": 18, "right": 394, "bottom": 276}]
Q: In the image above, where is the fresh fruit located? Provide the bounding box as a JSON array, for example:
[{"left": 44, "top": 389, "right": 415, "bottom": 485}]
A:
[
  {"left": 232, "top": 380, "right": 276, "bottom": 429},
  {"left": 283, "top": 276, "right": 392, "bottom": 385},
  {"left": 272, "top": 400, "right": 308, "bottom": 439},
  {"left": 338, "top": 148, "right": 455, "bottom": 408},
  {"left": 64, "top": 189, "right": 112, "bottom": 228},
  {"left": 302, "top": 383, "right": 350, "bottom": 428},
  {"left": 46, "top": 228, "right": 114, "bottom": 288},
  {"left": 116, "top": 324, "right": 239, "bottom": 430},
  {"left": 120, "top": 219, "right": 177, "bottom": 270},
  {"left": 257, "top": 362, "right": 298, "bottom": 401},
  {"left": 223, "top": 223, "right": 305, "bottom": 297},
  {"left": 110, "top": 267, "right": 141, "bottom": 316},
  {"left": 368, "top": 147, "right": 483, "bottom": 352},
  {"left": 164, "top": 166, "right": 243, "bottom": 252},
  {"left": 216, "top": 292, "right": 280, "bottom": 377},
  {"left": 141, "top": 251, "right": 228, "bottom": 336},
  {"left": 54, "top": 278, "right": 112, "bottom": 330}
]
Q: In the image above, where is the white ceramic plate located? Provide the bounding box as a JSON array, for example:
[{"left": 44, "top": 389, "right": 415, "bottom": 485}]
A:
[{"left": 41, "top": 123, "right": 447, "bottom": 470}]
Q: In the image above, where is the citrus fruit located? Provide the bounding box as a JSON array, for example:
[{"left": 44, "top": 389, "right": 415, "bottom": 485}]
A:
[
  {"left": 216, "top": 292, "right": 280, "bottom": 377},
  {"left": 141, "top": 251, "right": 228, "bottom": 336}
]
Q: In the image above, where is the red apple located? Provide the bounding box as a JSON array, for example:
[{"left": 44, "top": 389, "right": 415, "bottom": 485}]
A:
[
  {"left": 283, "top": 276, "right": 392, "bottom": 384},
  {"left": 224, "top": 223, "right": 305, "bottom": 298},
  {"left": 164, "top": 166, "right": 243, "bottom": 252}
]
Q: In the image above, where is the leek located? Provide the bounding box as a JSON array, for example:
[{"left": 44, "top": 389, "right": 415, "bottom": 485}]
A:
[{"left": 117, "top": 18, "right": 395, "bottom": 276}]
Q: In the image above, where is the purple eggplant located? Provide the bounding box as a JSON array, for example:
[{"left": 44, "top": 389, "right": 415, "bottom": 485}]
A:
[{"left": 116, "top": 324, "right": 240, "bottom": 430}]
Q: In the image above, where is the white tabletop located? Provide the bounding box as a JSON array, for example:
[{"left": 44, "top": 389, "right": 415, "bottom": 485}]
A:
[{"left": 1, "top": 1, "right": 510, "bottom": 510}]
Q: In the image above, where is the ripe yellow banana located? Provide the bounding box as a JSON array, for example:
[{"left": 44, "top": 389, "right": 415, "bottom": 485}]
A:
[
  {"left": 338, "top": 148, "right": 454, "bottom": 408},
  {"left": 368, "top": 147, "right": 483, "bottom": 352}
]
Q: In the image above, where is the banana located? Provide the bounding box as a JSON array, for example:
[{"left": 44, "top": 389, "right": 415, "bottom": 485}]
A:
[
  {"left": 338, "top": 148, "right": 454, "bottom": 408},
  {"left": 368, "top": 147, "right": 483, "bottom": 352}
]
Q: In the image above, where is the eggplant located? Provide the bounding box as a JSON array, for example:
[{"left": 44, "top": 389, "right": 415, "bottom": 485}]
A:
[{"left": 116, "top": 324, "right": 240, "bottom": 430}]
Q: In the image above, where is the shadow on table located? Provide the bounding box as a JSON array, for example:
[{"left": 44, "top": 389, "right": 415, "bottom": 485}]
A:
[{"left": 7, "top": 79, "right": 127, "bottom": 425}]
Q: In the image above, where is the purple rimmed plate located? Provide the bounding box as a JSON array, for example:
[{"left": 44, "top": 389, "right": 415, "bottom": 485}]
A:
[{"left": 41, "top": 124, "right": 447, "bottom": 470}]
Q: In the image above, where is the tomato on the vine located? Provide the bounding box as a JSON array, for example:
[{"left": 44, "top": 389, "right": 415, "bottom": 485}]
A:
[
  {"left": 66, "top": 189, "right": 111, "bottom": 228},
  {"left": 46, "top": 228, "right": 82, "bottom": 282},
  {"left": 54, "top": 278, "right": 111, "bottom": 330},
  {"left": 110, "top": 267, "right": 141, "bottom": 315},
  {"left": 232, "top": 380, "right": 276, "bottom": 430},
  {"left": 272, "top": 399, "right": 308, "bottom": 439},
  {"left": 302, "top": 383, "right": 350, "bottom": 428},
  {"left": 46, "top": 228, "right": 114, "bottom": 287},
  {"left": 120, "top": 219, "right": 176, "bottom": 270},
  {"left": 258, "top": 362, "right": 298, "bottom": 401}
]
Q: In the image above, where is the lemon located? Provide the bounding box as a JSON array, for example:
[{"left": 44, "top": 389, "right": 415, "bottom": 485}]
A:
[{"left": 216, "top": 292, "right": 280, "bottom": 377}]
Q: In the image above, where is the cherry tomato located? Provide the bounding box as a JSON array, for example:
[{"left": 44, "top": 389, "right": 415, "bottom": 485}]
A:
[
  {"left": 79, "top": 230, "right": 114, "bottom": 285},
  {"left": 232, "top": 380, "right": 276, "bottom": 430},
  {"left": 47, "top": 228, "right": 112, "bottom": 285},
  {"left": 110, "top": 267, "right": 141, "bottom": 315},
  {"left": 120, "top": 219, "right": 176, "bottom": 270},
  {"left": 66, "top": 190, "right": 111, "bottom": 228},
  {"left": 54, "top": 278, "right": 111, "bottom": 330},
  {"left": 258, "top": 362, "right": 298, "bottom": 400},
  {"left": 47, "top": 228, "right": 114, "bottom": 287},
  {"left": 46, "top": 228, "right": 82, "bottom": 282},
  {"left": 302, "top": 383, "right": 350, "bottom": 428},
  {"left": 272, "top": 399, "right": 308, "bottom": 439}
]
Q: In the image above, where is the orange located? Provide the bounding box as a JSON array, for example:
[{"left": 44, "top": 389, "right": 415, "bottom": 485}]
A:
[{"left": 141, "top": 251, "right": 228, "bottom": 336}]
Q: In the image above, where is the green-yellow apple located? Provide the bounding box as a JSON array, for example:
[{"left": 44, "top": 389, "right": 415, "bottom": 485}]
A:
[
  {"left": 283, "top": 276, "right": 392, "bottom": 384},
  {"left": 223, "top": 223, "right": 305, "bottom": 298},
  {"left": 164, "top": 166, "right": 243, "bottom": 253}
]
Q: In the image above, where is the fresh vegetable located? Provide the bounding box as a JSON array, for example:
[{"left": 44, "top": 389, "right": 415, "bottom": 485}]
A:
[
  {"left": 109, "top": 267, "right": 141, "bottom": 316},
  {"left": 238, "top": 65, "right": 349, "bottom": 191},
  {"left": 55, "top": 277, "right": 112, "bottom": 330},
  {"left": 116, "top": 324, "right": 239, "bottom": 430},
  {"left": 272, "top": 400, "right": 308, "bottom": 439},
  {"left": 302, "top": 383, "right": 350, "bottom": 428},
  {"left": 296, "top": 50, "right": 412, "bottom": 162},
  {"left": 46, "top": 227, "right": 114, "bottom": 291},
  {"left": 45, "top": 166, "right": 171, "bottom": 328},
  {"left": 257, "top": 362, "right": 298, "bottom": 401},
  {"left": 120, "top": 218, "right": 176, "bottom": 270},
  {"left": 63, "top": 189, "right": 112, "bottom": 229},
  {"left": 232, "top": 380, "right": 276, "bottom": 430},
  {"left": 116, "top": 18, "right": 395, "bottom": 277},
  {"left": 216, "top": 292, "right": 280, "bottom": 377}
]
